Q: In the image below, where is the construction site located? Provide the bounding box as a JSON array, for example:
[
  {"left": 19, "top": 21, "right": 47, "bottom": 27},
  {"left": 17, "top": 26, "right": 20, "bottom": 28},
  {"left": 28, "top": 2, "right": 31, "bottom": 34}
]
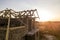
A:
[{"left": 0, "top": 8, "right": 40, "bottom": 40}]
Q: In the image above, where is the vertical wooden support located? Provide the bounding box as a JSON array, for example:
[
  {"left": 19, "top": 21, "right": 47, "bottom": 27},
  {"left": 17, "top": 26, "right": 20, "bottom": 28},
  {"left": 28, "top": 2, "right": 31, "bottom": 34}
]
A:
[
  {"left": 35, "top": 31, "right": 39, "bottom": 40},
  {"left": 38, "top": 31, "right": 39, "bottom": 40},
  {"left": 5, "top": 11, "right": 11, "bottom": 40},
  {"left": 35, "top": 32, "right": 36, "bottom": 40},
  {"left": 26, "top": 15, "right": 29, "bottom": 32}
]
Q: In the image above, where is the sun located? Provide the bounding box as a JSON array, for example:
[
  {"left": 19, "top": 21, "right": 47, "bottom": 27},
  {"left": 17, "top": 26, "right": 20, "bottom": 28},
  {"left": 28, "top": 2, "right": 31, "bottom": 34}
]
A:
[{"left": 38, "top": 9, "right": 53, "bottom": 22}]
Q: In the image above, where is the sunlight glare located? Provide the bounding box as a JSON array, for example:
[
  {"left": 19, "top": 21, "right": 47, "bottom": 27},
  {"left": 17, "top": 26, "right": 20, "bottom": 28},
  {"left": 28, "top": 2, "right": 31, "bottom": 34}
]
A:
[{"left": 38, "top": 9, "right": 53, "bottom": 22}]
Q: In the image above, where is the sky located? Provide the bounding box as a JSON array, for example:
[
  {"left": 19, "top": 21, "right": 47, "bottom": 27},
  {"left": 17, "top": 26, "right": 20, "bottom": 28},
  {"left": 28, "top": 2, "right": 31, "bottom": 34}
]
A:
[{"left": 0, "top": 0, "right": 60, "bottom": 21}]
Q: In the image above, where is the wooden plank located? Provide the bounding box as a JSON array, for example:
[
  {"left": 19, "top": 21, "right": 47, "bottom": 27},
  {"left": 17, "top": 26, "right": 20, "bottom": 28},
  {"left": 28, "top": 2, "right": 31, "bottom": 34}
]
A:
[{"left": 0, "top": 26, "right": 26, "bottom": 30}]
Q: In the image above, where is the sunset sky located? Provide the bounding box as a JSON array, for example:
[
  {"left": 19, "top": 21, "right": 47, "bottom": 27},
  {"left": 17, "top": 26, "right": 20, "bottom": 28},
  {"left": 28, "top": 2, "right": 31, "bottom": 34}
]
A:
[{"left": 0, "top": 0, "right": 60, "bottom": 21}]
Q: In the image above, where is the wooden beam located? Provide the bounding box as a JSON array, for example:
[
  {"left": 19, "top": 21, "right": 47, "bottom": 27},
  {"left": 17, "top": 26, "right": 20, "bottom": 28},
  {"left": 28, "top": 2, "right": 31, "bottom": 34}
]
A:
[{"left": 5, "top": 11, "right": 11, "bottom": 40}]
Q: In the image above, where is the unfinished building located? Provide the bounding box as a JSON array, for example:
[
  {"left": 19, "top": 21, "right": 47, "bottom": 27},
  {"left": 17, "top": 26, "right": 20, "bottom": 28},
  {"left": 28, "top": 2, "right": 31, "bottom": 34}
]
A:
[{"left": 0, "top": 8, "right": 40, "bottom": 40}]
